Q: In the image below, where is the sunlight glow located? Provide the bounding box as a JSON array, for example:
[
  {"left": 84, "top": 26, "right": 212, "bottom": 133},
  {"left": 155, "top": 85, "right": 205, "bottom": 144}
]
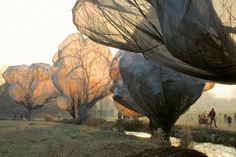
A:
[
  {"left": 208, "top": 84, "right": 236, "bottom": 99},
  {"left": 124, "top": 131, "right": 152, "bottom": 138}
]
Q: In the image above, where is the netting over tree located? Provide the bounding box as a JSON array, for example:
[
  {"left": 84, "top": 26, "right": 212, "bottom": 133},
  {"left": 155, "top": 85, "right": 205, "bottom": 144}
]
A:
[
  {"left": 116, "top": 51, "right": 205, "bottom": 137},
  {"left": 110, "top": 52, "right": 143, "bottom": 117},
  {"left": 0, "top": 66, "right": 7, "bottom": 96},
  {"left": 73, "top": 0, "right": 236, "bottom": 84},
  {"left": 203, "top": 82, "right": 215, "bottom": 91},
  {"left": 52, "top": 33, "right": 112, "bottom": 121},
  {"left": 2, "top": 63, "right": 58, "bottom": 120},
  {"left": 56, "top": 96, "right": 72, "bottom": 112}
]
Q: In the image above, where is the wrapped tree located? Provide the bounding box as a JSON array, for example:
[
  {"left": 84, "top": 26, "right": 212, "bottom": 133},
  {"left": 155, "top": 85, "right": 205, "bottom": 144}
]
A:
[
  {"left": 73, "top": 0, "right": 236, "bottom": 84},
  {"left": 115, "top": 51, "right": 206, "bottom": 138},
  {"left": 0, "top": 66, "right": 7, "bottom": 96},
  {"left": 203, "top": 82, "right": 215, "bottom": 91},
  {"left": 110, "top": 53, "right": 143, "bottom": 118},
  {"left": 110, "top": 52, "right": 213, "bottom": 133},
  {"left": 52, "top": 33, "right": 112, "bottom": 121},
  {"left": 2, "top": 63, "right": 58, "bottom": 121},
  {"left": 56, "top": 96, "right": 72, "bottom": 113}
]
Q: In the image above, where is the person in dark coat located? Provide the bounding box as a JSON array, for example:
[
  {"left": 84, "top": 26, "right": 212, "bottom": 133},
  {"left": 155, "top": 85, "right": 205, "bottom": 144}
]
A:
[
  {"left": 207, "top": 108, "right": 217, "bottom": 128},
  {"left": 227, "top": 115, "right": 232, "bottom": 127}
]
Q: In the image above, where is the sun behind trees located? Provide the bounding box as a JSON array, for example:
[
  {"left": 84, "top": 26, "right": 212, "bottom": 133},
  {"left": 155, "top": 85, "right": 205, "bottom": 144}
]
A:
[
  {"left": 2, "top": 63, "right": 58, "bottom": 121},
  {"left": 52, "top": 33, "right": 112, "bottom": 121}
]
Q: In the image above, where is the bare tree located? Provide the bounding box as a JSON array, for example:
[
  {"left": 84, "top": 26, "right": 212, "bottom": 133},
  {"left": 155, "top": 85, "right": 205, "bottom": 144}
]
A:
[
  {"left": 52, "top": 33, "right": 112, "bottom": 121},
  {"left": 3, "top": 63, "right": 58, "bottom": 121},
  {"left": 217, "top": 0, "right": 236, "bottom": 40}
]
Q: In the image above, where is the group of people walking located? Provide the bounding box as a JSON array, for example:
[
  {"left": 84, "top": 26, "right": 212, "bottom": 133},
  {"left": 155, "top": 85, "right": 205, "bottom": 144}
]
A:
[{"left": 198, "top": 108, "right": 235, "bottom": 128}]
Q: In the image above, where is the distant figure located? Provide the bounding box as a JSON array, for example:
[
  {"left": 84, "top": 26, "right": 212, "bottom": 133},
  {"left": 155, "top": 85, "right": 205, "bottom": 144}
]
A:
[
  {"left": 207, "top": 108, "right": 217, "bottom": 128},
  {"left": 227, "top": 115, "right": 232, "bottom": 127},
  {"left": 198, "top": 112, "right": 208, "bottom": 127},
  {"left": 224, "top": 114, "right": 227, "bottom": 123}
]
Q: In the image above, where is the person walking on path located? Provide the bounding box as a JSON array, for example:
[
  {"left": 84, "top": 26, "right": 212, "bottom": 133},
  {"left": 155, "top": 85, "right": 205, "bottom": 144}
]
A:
[
  {"left": 224, "top": 113, "right": 227, "bottom": 123},
  {"left": 227, "top": 115, "right": 232, "bottom": 127},
  {"left": 207, "top": 108, "right": 217, "bottom": 128}
]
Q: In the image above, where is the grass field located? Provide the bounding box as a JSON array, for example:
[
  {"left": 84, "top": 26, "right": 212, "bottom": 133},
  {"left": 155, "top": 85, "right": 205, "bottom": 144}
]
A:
[
  {"left": 0, "top": 120, "right": 160, "bottom": 157},
  {"left": 0, "top": 120, "right": 209, "bottom": 157}
]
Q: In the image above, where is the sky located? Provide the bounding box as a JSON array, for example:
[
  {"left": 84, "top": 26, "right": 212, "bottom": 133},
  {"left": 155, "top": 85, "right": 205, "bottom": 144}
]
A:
[
  {"left": 0, "top": 0, "right": 236, "bottom": 101},
  {"left": 0, "top": 0, "right": 77, "bottom": 66}
]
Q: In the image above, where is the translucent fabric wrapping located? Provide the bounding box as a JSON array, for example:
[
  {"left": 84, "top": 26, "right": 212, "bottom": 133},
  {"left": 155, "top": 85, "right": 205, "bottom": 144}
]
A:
[
  {"left": 113, "top": 101, "right": 142, "bottom": 117},
  {"left": 56, "top": 96, "right": 72, "bottom": 111},
  {"left": 3, "top": 63, "right": 58, "bottom": 110},
  {"left": 73, "top": 0, "right": 236, "bottom": 84},
  {"left": 203, "top": 82, "right": 215, "bottom": 91},
  {"left": 118, "top": 51, "right": 205, "bottom": 133},
  {"left": 110, "top": 52, "right": 144, "bottom": 117},
  {"left": 52, "top": 33, "right": 112, "bottom": 120}
]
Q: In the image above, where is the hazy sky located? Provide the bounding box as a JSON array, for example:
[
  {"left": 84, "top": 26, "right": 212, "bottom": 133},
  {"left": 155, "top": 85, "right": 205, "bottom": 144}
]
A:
[
  {"left": 0, "top": 0, "right": 236, "bottom": 100},
  {"left": 0, "top": 0, "right": 77, "bottom": 66}
]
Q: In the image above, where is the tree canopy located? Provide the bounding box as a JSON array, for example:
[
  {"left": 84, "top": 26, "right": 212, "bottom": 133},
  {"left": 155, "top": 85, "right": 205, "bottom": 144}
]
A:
[
  {"left": 52, "top": 33, "right": 112, "bottom": 121},
  {"left": 3, "top": 63, "right": 58, "bottom": 120}
]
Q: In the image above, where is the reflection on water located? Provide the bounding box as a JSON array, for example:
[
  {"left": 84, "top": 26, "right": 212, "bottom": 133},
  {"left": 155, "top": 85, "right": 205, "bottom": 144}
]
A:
[
  {"left": 125, "top": 131, "right": 236, "bottom": 157},
  {"left": 170, "top": 137, "right": 236, "bottom": 157},
  {"left": 124, "top": 131, "right": 151, "bottom": 138},
  {"left": 193, "top": 142, "right": 236, "bottom": 157}
]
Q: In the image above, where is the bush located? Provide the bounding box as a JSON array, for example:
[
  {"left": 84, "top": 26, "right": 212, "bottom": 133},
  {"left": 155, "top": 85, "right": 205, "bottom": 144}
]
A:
[
  {"left": 82, "top": 118, "right": 114, "bottom": 130},
  {"left": 0, "top": 118, "right": 7, "bottom": 121},
  {"left": 179, "top": 126, "right": 193, "bottom": 149},
  {"left": 82, "top": 118, "right": 106, "bottom": 127},
  {"left": 44, "top": 115, "right": 54, "bottom": 122},
  {"left": 56, "top": 118, "right": 81, "bottom": 125},
  {"left": 55, "top": 118, "right": 114, "bottom": 130},
  {"left": 114, "top": 118, "right": 148, "bottom": 132}
]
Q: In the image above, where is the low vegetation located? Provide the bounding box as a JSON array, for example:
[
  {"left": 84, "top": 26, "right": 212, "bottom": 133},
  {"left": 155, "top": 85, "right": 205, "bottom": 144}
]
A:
[{"left": 0, "top": 120, "right": 207, "bottom": 157}]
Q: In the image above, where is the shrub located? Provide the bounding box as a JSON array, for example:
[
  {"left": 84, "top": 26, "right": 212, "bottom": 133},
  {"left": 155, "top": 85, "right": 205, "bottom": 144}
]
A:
[
  {"left": 114, "top": 118, "right": 148, "bottom": 132},
  {"left": 179, "top": 126, "right": 194, "bottom": 149},
  {"left": 56, "top": 118, "right": 80, "bottom": 125},
  {"left": 45, "top": 115, "right": 54, "bottom": 122}
]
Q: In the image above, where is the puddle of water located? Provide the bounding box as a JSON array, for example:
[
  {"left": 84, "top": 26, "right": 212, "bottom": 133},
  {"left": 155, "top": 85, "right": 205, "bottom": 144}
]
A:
[
  {"left": 193, "top": 142, "right": 236, "bottom": 157},
  {"left": 125, "top": 131, "right": 236, "bottom": 157},
  {"left": 124, "top": 131, "right": 152, "bottom": 138},
  {"left": 170, "top": 137, "right": 236, "bottom": 157}
]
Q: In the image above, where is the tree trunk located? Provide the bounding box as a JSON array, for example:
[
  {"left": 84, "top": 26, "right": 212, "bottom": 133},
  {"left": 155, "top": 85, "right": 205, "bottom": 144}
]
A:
[
  {"left": 69, "top": 109, "right": 75, "bottom": 119},
  {"left": 28, "top": 108, "right": 32, "bottom": 121},
  {"left": 74, "top": 98, "right": 79, "bottom": 119}
]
